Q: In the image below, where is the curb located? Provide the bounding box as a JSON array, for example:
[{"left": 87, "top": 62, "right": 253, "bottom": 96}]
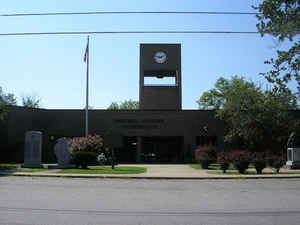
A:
[{"left": 2, "top": 172, "right": 300, "bottom": 180}]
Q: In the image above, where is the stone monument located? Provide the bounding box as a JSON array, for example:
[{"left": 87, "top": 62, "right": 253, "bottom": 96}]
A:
[
  {"left": 286, "top": 132, "right": 300, "bottom": 169},
  {"left": 22, "top": 131, "right": 42, "bottom": 168},
  {"left": 54, "top": 138, "right": 72, "bottom": 168}
]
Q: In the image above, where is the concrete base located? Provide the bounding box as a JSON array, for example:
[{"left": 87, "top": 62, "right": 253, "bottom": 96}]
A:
[
  {"left": 48, "top": 164, "right": 76, "bottom": 169},
  {"left": 286, "top": 161, "right": 300, "bottom": 169},
  {"left": 22, "top": 164, "right": 43, "bottom": 168}
]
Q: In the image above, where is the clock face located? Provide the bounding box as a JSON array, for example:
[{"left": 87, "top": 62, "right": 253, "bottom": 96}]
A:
[{"left": 153, "top": 51, "right": 167, "bottom": 64}]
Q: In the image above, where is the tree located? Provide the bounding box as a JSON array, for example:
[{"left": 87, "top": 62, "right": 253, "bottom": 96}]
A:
[
  {"left": 197, "top": 76, "right": 299, "bottom": 151},
  {"left": 0, "top": 86, "right": 17, "bottom": 121},
  {"left": 119, "top": 99, "right": 139, "bottom": 110},
  {"left": 253, "top": 0, "right": 300, "bottom": 94},
  {"left": 0, "top": 87, "right": 17, "bottom": 106},
  {"left": 107, "top": 99, "right": 139, "bottom": 110},
  {"left": 107, "top": 102, "right": 119, "bottom": 110},
  {"left": 0, "top": 101, "right": 6, "bottom": 121},
  {"left": 197, "top": 76, "right": 259, "bottom": 110},
  {"left": 22, "top": 94, "right": 41, "bottom": 108}
]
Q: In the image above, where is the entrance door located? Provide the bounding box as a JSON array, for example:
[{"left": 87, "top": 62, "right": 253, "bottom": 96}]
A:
[
  {"left": 119, "top": 136, "right": 137, "bottom": 163},
  {"left": 141, "top": 136, "right": 183, "bottom": 163}
]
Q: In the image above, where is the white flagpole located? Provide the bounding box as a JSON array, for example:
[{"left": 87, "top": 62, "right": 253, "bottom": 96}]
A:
[{"left": 85, "top": 36, "right": 89, "bottom": 137}]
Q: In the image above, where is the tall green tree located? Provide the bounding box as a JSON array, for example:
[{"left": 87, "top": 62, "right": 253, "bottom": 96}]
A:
[
  {"left": 22, "top": 94, "right": 41, "bottom": 108},
  {"left": 107, "top": 99, "right": 139, "bottom": 110},
  {"left": 253, "top": 0, "right": 300, "bottom": 94},
  {"left": 197, "top": 76, "right": 299, "bottom": 151},
  {"left": 107, "top": 102, "right": 120, "bottom": 110},
  {"left": 197, "top": 76, "right": 259, "bottom": 110}
]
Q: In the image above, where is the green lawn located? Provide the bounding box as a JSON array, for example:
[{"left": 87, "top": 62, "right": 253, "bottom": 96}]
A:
[
  {"left": 0, "top": 164, "right": 21, "bottom": 170},
  {"left": 189, "top": 164, "right": 202, "bottom": 169},
  {"left": 190, "top": 163, "right": 254, "bottom": 170},
  {"left": 0, "top": 164, "right": 49, "bottom": 172},
  {"left": 0, "top": 164, "right": 146, "bottom": 174},
  {"left": 207, "top": 170, "right": 300, "bottom": 175},
  {"left": 58, "top": 166, "right": 147, "bottom": 174},
  {"left": 190, "top": 163, "right": 300, "bottom": 175},
  {"left": 19, "top": 168, "right": 49, "bottom": 173}
]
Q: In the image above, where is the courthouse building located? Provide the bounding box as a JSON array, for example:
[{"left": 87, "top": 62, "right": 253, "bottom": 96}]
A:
[{"left": 0, "top": 44, "right": 225, "bottom": 163}]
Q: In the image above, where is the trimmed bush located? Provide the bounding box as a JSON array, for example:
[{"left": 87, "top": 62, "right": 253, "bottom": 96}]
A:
[
  {"left": 266, "top": 153, "right": 275, "bottom": 167},
  {"left": 195, "top": 145, "right": 217, "bottom": 169},
  {"left": 231, "top": 151, "right": 251, "bottom": 174},
  {"left": 271, "top": 156, "right": 284, "bottom": 173},
  {"left": 72, "top": 151, "right": 97, "bottom": 169},
  {"left": 217, "top": 152, "right": 231, "bottom": 173},
  {"left": 199, "top": 153, "right": 210, "bottom": 169},
  {"left": 68, "top": 134, "right": 104, "bottom": 168},
  {"left": 252, "top": 152, "right": 266, "bottom": 174}
]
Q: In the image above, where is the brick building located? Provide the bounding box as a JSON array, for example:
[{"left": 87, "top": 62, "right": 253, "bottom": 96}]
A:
[{"left": 0, "top": 44, "right": 225, "bottom": 163}]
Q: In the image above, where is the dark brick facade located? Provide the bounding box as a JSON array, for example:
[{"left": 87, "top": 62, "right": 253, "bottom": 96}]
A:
[{"left": 0, "top": 106, "right": 225, "bottom": 163}]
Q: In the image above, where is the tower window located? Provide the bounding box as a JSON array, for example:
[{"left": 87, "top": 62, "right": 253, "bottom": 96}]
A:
[{"left": 144, "top": 77, "right": 176, "bottom": 86}]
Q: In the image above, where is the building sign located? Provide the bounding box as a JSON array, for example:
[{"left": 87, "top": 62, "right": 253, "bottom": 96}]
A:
[{"left": 114, "top": 119, "right": 165, "bottom": 129}]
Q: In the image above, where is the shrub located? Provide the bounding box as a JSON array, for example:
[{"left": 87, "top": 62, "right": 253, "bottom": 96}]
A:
[
  {"left": 68, "top": 135, "right": 104, "bottom": 154},
  {"left": 271, "top": 156, "right": 285, "bottom": 173},
  {"left": 217, "top": 152, "right": 231, "bottom": 173},
  {"left": 68, "top": 134, "right": 104, "bottom": 168},
  {"left": 197, "top": 151, "right": 210, "bottom": 169},
  {"left": 72, "top": 151, "right": 97, "bottom": 169},
  {"left": 195, "top": 145, "right": 217, "bottom": 169},
  {"left": 231, "top": 151, "right": 251, "bottom": 174},
  {"left": 252, "top": 152, "right": 266, "bottom": 174},
  {"left": 266, "top": 152, "right": 275, "bottom": 167}
]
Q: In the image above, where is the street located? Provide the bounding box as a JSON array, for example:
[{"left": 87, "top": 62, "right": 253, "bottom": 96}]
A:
[{"left": 1, "top": 177, "right": 300, "bottom": 225}]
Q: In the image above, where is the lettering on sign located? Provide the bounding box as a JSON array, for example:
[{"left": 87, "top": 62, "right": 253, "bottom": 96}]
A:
[{"left": 113, "top": 119, "right": 165, "bottom": 129}]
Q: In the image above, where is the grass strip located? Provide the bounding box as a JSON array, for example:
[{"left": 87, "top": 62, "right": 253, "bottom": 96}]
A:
[
  {"left": 0, "top": 164, "right": 21, "bottom": 170},
  {"left": 207, "top": 170, "right": 300, "bottom": 175},
  {"left": 58, "top": 166, "right": 147, "bottom": 174},
  {"left": 189, "top": 164, "right": 202, "bottom": 169},
  {"left": 19, "top": 168, "right": 49, "bottom": 173},
  {"left": 19, "top": 164, "right": 49, "bottom": 172},
  {"left": 190, "top": 163, "right": 254, "bottom": 170},
  {"left": 0, "top": 164, "right": 50, "bottom": 172}
]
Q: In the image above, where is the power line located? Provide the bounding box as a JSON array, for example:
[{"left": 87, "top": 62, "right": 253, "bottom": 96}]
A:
[
  {"left": 0, "top": 11, "right": 260, "bottom": 17},
  {"left": 0, "top": 31, "right": 260, "bottom": 36}
]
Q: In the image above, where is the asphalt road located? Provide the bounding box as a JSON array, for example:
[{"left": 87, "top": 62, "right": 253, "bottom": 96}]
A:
[{"left": 1, "top": 177, "right": 300, "bottom": 225}]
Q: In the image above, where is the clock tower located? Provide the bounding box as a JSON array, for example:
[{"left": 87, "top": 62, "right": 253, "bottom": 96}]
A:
[{"left": 139, "top": 44, "right": 182, "bottom": 110}]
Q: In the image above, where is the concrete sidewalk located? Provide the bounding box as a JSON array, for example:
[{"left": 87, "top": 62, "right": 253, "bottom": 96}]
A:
[{"left": 1, "top": 164, "right": 300, "bottom": 179}]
